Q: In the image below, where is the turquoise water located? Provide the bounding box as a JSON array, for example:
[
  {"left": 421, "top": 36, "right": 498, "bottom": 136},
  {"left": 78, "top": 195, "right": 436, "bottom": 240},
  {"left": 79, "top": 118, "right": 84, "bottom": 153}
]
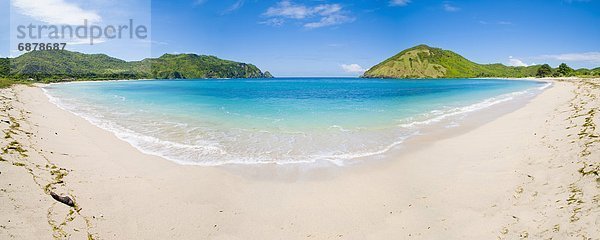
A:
[{"left": 43, "top": 78, "right": 548, "bottom": 165}]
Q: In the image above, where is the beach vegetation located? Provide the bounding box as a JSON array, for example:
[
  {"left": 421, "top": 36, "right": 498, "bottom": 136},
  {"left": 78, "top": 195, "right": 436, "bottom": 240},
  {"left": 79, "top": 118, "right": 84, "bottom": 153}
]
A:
[
  {"left": 536, "top": 64, "right": 553, "bottom": 78},
  {"left": 0, "top": 58, "right": 8, "bottom": 77},
  {"left": 9, "top": 116, "right": 20, "bottom": 129},
  {"left": 575, "top": 68, "right": 592, "bottom": 76},
  {"left": 12, "top": 162, "right": 26, "bottom": 167},
  {"left": 557, "top": 63, "right": 575, "bottom": 77},
  {"left": 0, "top": 78, "right": 17, "bottom": 88},
  {"left": 5, "top": 140, "right": 28, "bottom": 157},
  {"left": 50, "top": 167, "right": 68, "bottom": 183}
]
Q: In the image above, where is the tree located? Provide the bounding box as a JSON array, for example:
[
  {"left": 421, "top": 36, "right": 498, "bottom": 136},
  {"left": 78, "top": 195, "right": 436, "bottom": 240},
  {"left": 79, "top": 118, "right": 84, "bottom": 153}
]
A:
[
  {"left": 0, "top": 58, "right": 9, "bottom": 77},
  {"left": 536, "top": 64, "right": 553, "bottom": 78},
  {"left": 557, "top": 63, "right": 574, "bottom": 77}
]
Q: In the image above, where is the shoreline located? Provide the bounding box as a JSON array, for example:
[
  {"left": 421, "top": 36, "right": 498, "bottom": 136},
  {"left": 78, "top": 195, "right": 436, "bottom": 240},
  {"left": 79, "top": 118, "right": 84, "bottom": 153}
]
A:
[
  {"left": 36, "top": 76, "right": 553, "bottom": 87},
  {"left": 1, "top": 78, "right": 598, "bottom": 239},
  {"left": 39, "top": 78, "right": 550, "bottom": 167}
]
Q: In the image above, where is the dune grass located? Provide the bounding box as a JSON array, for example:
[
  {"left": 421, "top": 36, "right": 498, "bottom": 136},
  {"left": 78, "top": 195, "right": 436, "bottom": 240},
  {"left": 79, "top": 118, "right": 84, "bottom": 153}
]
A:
[
  {"left": 0, "top": 78, "right": 18, "bottom": 88},
  {"left": 0, "top": 78, "right": 16, "bottom": 88},
  {"left": 0, "top": 78, "right": 32, "bottom": 89}
]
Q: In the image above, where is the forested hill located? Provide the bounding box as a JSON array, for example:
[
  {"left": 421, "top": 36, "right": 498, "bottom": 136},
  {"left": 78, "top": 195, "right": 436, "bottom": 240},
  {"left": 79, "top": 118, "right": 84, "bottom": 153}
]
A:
[
  {"left": 2, "top": 50, "right": 273, "bottom": 80},
  {"left": 362, "top": 45, "right": 599, "bottom": 78},
  {"left": 144, "top": 53, "right": 272, "bottom": 79}
]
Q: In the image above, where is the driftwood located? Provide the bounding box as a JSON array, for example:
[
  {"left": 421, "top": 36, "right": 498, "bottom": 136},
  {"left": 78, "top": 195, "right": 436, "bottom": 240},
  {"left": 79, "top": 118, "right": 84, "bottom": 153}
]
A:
[{"left": 50, "top": 192, "right": 75, "bottom": 207}]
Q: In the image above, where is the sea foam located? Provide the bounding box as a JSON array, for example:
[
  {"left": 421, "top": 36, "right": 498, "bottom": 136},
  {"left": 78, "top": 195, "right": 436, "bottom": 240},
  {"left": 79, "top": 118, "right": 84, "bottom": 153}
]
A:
[{"left": 42, "top": 78, "right": 547, "bottom": 166}]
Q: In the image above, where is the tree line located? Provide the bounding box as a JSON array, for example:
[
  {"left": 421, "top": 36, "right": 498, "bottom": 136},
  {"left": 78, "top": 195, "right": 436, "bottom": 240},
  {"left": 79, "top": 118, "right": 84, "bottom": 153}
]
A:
[{"left": 536, "top": 63, "right": 599, "bottom": 78}]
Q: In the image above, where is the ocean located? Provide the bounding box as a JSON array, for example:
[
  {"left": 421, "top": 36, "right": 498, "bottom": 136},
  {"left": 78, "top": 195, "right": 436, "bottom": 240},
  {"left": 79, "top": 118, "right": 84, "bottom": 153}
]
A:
[{"left": 42, "top": 78, "right": 549, "bottom": 165}]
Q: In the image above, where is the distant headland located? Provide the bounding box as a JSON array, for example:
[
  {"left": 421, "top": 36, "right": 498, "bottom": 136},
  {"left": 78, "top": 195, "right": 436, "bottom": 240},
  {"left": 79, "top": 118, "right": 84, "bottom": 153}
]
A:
[
  {"left": 362, "top": 44, "right": 599, "bottom": 79},
  {"left": 0, "top": 50, "right": 273, "bottom": 82}
]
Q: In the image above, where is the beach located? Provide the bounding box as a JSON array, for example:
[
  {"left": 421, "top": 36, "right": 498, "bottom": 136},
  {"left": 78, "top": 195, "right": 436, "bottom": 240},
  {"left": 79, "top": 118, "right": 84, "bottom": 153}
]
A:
[{"left": 1, "top": 78, "right": 598, "bottom": 239}]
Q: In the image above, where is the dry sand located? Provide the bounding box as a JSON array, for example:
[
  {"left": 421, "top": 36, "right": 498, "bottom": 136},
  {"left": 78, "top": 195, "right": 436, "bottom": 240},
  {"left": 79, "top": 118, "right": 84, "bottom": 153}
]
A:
[{"left": 1, "top": 78, "right": 598, "bottom": 239}]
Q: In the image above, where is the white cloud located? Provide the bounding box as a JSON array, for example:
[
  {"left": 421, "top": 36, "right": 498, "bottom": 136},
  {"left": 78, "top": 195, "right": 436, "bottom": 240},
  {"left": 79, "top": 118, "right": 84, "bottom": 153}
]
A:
[
  {"left": 508, "top": 56, "right": 528, "bottom": 67},
  {"left": 12, "top": 0, "right": 102, "bottom": 25},
  {"left": 305, "top": 13, "right": 354, "bottom": 29},
  {"left": 265, "top": 1, "right": 313, "bottom": 19},
  {"left": 537, "top": 52, "right": 600, "bottom": 63},
  {"left": 259, "top": 18, "right": 285, "bottom": 27},
  {"left": 263, "top": 1, "right": 353, "bottom": 29},
  {"left": 389, "top": 0, "right": 410, "bottom": 6},
  {"left": 341, "top": 64, "right": 367, "bottom": 73},
  {"left": 443, "top": 3, "right": 460, "bottom": 12},
  {"left": 224, "top": 0, "right": 245, "bottom": 13}
]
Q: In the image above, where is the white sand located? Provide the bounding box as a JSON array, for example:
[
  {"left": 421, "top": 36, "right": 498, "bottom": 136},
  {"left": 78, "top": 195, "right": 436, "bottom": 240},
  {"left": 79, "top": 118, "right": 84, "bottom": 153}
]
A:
[{"left": 1, "top": 78, "right": 598, "bottom": 239}]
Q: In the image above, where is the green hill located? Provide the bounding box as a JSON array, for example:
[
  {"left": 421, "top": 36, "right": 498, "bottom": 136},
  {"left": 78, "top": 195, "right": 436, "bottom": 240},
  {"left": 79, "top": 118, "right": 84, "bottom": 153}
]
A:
[
  {"left": 363, "top": 45, "right": 541, "bottom": 78},
  {"left": 7, "top": 50, "right": 273, "bottom": 80},
  {"left": 144, "top": 53, "right": 268, "bottom": 79},
  {"left": 10, "top": 50, "right": 144, "bottom": 79}
]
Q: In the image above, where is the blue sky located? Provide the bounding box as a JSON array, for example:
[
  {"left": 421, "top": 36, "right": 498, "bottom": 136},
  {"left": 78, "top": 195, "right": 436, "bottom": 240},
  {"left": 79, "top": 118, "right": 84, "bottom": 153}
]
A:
[{"left": 2, "top": 0, "right": 600, "bottom": 76}]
